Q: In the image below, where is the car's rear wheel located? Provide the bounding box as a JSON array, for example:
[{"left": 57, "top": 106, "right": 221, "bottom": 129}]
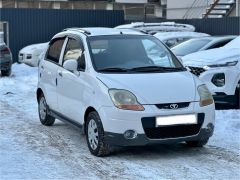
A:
[
  {"left": 86, "top": 111, "right": 111, "bottom": 157},
  {"left": 38, "top": 93, "right": 55, "bottom": 126},
  {"left": 186, "top": 138, "right": 209, "bottom": 147},
  {"left": 1, "top": 68, "right": 11, "bottom": 76}
]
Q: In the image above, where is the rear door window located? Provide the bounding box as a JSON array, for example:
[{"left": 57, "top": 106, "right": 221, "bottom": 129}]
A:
[{"left": 46, "top": 38, "right": 65, "bottom": 64}]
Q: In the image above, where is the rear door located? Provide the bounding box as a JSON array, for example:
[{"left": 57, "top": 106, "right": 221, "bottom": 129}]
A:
[{"left": 40, "top": 37, "right": 66, "bottom": 111}]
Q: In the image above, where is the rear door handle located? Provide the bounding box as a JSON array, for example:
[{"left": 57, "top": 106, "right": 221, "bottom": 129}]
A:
[
  {"left": 58, "top": 72, "right": 63, "bottom": 77},
  {"left": 40, "top": 65, "right": 44, "bottom": 69}
]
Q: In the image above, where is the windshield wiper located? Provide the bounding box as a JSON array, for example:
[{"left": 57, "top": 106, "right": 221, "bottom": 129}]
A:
[
  {"left": 98, "top": 67, "right": 130, "bottom": 72},
  {"left": 130, "top": 66, "right": 184, "bottom": 72}
]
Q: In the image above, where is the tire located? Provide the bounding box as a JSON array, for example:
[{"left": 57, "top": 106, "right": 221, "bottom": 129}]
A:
[
  {"left": 186, "top": 138, "right": 209, "bottom": 147},
  {"left": 86, "top": 111, "right": 111, "bottom": 157},
  {"left": 234, "top": 85, "right": 240, "bottom": 109},
  {"left": 38, "top": 93, "right": 55, "bottom": 126},
  {"left": 1, "top": 68, "right": 11, "bottom": 76}
]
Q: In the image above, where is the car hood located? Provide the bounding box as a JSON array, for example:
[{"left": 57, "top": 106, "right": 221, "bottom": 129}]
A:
[
  {"left": 97, "top": 71, "right": 197, "bottom": 104},
  {"left": 19, "top": 42, "right": 48, "bottom": 54},
  {"left": 182, "top": 48, "right": 240, "bottom": 67}
]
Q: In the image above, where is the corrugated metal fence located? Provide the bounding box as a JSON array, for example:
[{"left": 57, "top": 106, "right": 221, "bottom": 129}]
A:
[
  {"left": 173, "top": 17, "right": 240, "bottom": 36},
  {"left": 0, "top": 8, "right": 239, "bottom": 62},
  {"left": 0, "top": 8, "right": 124, "bottom": 61}
]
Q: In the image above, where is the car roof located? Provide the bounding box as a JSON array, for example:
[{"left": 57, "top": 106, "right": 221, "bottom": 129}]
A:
[
  {"left": 154, "top": 32, "right": 210, "bottom": 41},
  {"left": 63, "top": 27, "right": 145, "bottom": 36},
  {"left": 191, "top": 35, "right": 237, "bottom": 41}
]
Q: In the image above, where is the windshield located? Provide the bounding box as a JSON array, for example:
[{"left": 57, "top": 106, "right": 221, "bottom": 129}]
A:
[
  {"left": 88, "top": 35, "right": 183, "bottom": 73},
  {"left": 171, "top": 38, "right": 211, "bottom": 56},
  {"left": 223, "top": 36, "right": 240, "bottom": 49}
]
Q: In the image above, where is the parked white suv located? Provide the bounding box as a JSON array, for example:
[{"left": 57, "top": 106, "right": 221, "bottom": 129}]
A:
[
  {"left": 37, "top": 28, "right": 215, "bottom": 156},
  {"left": 182, "top": 36, "right": 240, "bottom": 108}
]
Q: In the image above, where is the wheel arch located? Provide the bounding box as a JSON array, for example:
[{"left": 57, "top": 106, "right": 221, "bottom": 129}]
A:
[
  {"left": 83, "top": 106, "right": 97, "bottom": 134},
  {"left": 36, "top": 88, "right": 44, "bottom": 102}
]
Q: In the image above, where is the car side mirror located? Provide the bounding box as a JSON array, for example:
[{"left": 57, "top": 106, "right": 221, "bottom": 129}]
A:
[{"left": 63, "top": 59, "right": 78, "bottom": 72}]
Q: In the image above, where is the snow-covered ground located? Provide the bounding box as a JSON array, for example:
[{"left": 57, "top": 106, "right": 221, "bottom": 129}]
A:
[{"left": 0, "top": 64, "right": 239, "bottom": 179}]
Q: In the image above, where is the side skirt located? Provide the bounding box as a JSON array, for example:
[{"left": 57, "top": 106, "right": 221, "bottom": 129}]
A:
[{"left": 48, "top": 108, "right": 84, "bottom": 133}]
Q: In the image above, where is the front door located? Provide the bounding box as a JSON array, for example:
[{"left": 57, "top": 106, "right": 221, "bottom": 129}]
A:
[{"left": 57, "top": 37, "right": 86, "bottom": 123}]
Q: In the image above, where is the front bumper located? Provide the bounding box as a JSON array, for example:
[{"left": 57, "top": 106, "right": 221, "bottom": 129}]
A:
[
  {"left": 213, "top": 93, "right": 237, "bottom": 105},
  {"left": 105, "top": 125, "right": 214, "bottom": 146},
  {"left": 198, "top": 66, "right": 240, "bottom": 96},
  {"left": 99, "top": 102, "right": 215, "bottom": 146}
]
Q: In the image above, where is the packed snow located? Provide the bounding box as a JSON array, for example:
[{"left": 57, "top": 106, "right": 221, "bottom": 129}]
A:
[{"left": 0, "top": 64, "right": 239, "bottom": 179}]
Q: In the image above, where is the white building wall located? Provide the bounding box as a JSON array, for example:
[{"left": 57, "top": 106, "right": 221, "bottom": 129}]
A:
[
  {"left": 229, "top": 1, "right": 240, "bottom": 16},
  {"left": 166, "top": 0, "right": 208, "bottom": 19},
  {"left": 115, "top": 0, "right": 147, "bottom": 4}
]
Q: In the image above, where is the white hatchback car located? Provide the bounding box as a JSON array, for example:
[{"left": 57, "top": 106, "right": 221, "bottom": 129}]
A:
[{"left": 37, "top": 28, "right": 215, "bottom": 156}]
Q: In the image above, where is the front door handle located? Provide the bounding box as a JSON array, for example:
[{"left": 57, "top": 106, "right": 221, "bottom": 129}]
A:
[{"left": 40, "top": 65, "right": 44, "bottom": 69}]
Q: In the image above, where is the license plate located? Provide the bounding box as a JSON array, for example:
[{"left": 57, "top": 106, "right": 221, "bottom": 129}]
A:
[
  {"left": 19, "top": 56, "right": 23, "bottom": 61},
  {"left": 156, "top": 114, "right": 197, "bottom": 126}
]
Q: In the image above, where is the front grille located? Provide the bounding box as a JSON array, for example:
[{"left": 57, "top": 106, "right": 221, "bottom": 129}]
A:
[
  {"left": 156, "top": 102, "right": 190, "bottom": 109},
  {"left": 141, "top": 113, "right": 204, "bottom": 139},
  {"left": 188, "top": 66, "right": 205, "bottom": 76}
]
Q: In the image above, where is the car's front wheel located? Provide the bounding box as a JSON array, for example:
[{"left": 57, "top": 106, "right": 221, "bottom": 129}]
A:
[
  {"left": 234, "top": 82, "right": 240, "bottom": 109},
  {"left": 38, "top": 93, "right": 55, "bottom": 126},
  {"left": 1, "top": 68, "right": 11, "bottom": 76},
  {"left": 186, "top": 138, "right": 209, "bottom": 147},
  {"left": 86, "top": 111, "right": 111, "bottom": 157}
]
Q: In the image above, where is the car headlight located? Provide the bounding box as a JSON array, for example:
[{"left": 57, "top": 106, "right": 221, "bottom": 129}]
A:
[
  {"left": 109, "top": 89, "right": 144, "bottom": 111},
  {"left": 207, "top": 61, "right": 238, "bottom": 68},
  {"left": 198, "top": 85, "right": 214, "bottom": 107},
  {"left": 26, "top": 54, "right": 32, "bottom": 59}
]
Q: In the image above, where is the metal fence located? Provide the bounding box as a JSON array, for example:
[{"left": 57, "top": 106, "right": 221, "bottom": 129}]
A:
[
  {"left": 0, "top": 8, "right": 239, "bottom": 62},
  {"left": 174, "top": 17, "right": 240, "bottom": 35},
  {"left": 0, "top": 8, "right": 124, "bottom": 61}
]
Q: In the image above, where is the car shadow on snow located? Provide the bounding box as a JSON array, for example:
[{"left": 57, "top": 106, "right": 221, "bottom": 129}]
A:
[
  {"left": 110, "top": 144, "right": 211, "bottom": 158},
  {"left": 44, "top": 121, "right": 233, "bottom": 160}
]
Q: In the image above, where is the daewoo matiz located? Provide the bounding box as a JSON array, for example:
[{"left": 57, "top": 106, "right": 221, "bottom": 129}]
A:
[{"left": 37, "top": 28, "right": 215, "bottom": 156}]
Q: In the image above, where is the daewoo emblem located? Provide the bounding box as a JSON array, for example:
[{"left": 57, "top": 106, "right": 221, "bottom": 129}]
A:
[{"left": 170, "top": 104, "right": 178, "bottom": 109}]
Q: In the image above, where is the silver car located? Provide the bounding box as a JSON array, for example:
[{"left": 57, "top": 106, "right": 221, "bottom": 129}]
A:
[{"left": 171, "top": 36, "right": 236, "bottom": 58}]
